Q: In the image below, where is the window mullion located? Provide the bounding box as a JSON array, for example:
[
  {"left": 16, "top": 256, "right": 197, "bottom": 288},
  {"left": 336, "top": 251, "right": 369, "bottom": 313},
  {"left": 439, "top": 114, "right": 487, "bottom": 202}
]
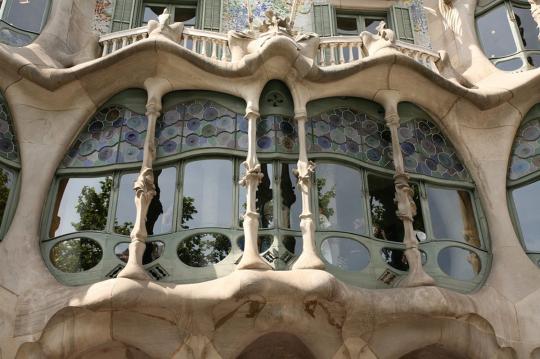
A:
[{"left": 106, "top": 172, "right": 121, "bottom": 234}]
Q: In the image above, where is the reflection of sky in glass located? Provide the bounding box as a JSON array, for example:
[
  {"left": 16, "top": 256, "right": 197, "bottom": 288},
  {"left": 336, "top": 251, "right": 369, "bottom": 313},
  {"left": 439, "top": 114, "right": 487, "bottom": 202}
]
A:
[
  {"left": 115, "top": 167, "right": 176, "bottom": 235},
  {"left": 5, "top": 0, "right": 48, "bottom": 33},
  {"left": 427, "top": 187, "right": 477, "bottom": 243},
  {"left": 513, "top": 5, "right": 540, "bottom": 51},
  {"left": 321, "top": 237, "right": 370, "bottom": 271},
  {"left": 513, "top": 181, "right": 540, "bottom": 251},
  {"left": 183, "top": 159, "right": 233, "bottom": 228},
  {"left": 438, "top": 247, "right": 480, "bottom": 281},
  {"left": 317, "top": 163, "right": 366, "bottom": 234},
  {"left": 53, "top": 177, "right": 108, "bottom": 237},
  {"left": 477, "top": 5, "right": 516, "bottom": 58}
]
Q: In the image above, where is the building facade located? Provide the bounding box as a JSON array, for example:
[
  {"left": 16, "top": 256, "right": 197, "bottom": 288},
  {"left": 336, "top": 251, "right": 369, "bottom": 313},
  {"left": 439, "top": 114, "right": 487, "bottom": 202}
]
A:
[{"left": 0, "top": 0, "right": 540, "bottom": 358}]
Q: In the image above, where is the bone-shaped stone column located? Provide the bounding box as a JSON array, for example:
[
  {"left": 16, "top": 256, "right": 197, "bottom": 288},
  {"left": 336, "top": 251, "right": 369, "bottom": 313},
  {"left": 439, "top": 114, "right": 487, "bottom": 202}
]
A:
[
  {"left": 237, "top": 109, "right": 272, "bottom": 270},
  {"left": 378, "top": 91, "right": 434, "bottom": 287},
  {"left": 118, "top": 78, "right": 171, "bottom": 280},
  {"left": 292, "top": 114, "right": 325, "bottom": 270}
]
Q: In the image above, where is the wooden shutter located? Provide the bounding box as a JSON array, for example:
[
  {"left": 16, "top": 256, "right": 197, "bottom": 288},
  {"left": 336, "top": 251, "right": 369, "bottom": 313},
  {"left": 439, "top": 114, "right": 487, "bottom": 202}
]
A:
[
  {"left": 111, "top": 0, "right": 136, "bottom": 32},
  {"left": 313, "top": 3, "right": 334, "bottom": 37},
  {"left": 391, "top": 5, "right": 415, "bottom": 44},
  {"left": 201, "top": 0, "right": 221, "bottom": 31}
]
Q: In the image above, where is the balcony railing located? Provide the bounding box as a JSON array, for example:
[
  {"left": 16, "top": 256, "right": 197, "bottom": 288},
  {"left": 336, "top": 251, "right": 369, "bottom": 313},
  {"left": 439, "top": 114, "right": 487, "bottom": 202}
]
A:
[{"left": 98, "top": 27, "right": 440, "bottom": 73}]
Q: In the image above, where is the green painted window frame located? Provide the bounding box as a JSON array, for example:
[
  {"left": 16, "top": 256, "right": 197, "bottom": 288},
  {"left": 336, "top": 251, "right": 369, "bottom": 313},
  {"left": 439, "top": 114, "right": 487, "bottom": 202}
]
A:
[
  {"left": 334, "top": 10, "right": 388, "bottom": 36},
  {"left": 42, "top": 92, "right": 489, "bottom": 292},
  {"left": 475, "top": 0, "right": 540, "bottom": 71},
  {"left": 507, "top": 103, "right": 540, "bottom": 267}
]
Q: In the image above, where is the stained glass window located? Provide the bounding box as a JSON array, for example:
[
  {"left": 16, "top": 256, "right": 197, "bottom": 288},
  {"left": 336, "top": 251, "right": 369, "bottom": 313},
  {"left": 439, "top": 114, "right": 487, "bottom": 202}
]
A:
[
  {"left": 398, "top": 103, "right": 470, "bottom": 181},
  {"left": 308, "top": 107, "right": 393, "bottom": 169},
  {"left": 0, "top": 95, "right": 19, "bottom": 163},
  {"left": 509, "top": 116, "right": 540, "bottom": 180}
]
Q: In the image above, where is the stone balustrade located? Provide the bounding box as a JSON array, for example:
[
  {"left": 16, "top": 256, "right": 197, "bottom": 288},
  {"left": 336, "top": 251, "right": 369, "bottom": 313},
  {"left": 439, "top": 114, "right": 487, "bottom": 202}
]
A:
[{"left": 98, "top": 28, "right": 440, "bottom": 73}]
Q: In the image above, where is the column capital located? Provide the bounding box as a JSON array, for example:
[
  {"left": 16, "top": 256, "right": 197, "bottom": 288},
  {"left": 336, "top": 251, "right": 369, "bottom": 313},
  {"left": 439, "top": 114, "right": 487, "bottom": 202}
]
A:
[
  {"left": 245, "top": 109, "right": 260, "bottom": 121},
  {"left": 385, "top": 112, "right": 400, "bottom": 127},
  {"left": 145, "top": 102, "right": 161, "bottom": 118}
]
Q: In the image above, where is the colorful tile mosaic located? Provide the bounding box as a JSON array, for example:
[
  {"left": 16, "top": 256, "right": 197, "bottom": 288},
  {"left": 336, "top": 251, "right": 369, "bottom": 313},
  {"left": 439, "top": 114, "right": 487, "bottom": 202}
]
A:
[
  {"left": 400, "top": 0, "right": 432, "bottom": 49},
  {"left": 509, "top": 117, "right": 540, "bottom": 180},
  {"left": 221, "top": 0, "right": 291, "bottom": 32},
  {"left": 308, "top": 107, "right": 393, "bottom": 170},
  {"left": 92, "top": 0, "right": 114, "bottom": 35},
  {"left": 0, "top": 96, "right": 19, "bottom": 163},
  {"left": 237, "top": 115, "right": 299, "bottom": 153},
  {"left": 398, "top": 119, "right": 469, "bottom": 181}
]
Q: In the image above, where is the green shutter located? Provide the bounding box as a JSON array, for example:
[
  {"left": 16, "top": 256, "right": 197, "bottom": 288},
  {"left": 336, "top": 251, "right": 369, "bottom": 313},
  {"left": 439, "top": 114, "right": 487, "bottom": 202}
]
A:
[
  {"left": 313, "top": 3, "right": 334, "bottom": 37},
  {"left": 391, "top": 5, "right": 415, "bottom": 44},
  {"left": 111, "top": 0, "right": 136, "bottom": 32},
  {"left": 201, "top": 0, "right": 221, "bottom": 31}
]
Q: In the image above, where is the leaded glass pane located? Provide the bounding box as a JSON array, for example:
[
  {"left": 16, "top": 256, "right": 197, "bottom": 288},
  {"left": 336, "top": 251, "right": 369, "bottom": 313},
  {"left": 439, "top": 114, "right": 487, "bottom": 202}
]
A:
[
  {"left": 177, "top": 233, "right": 232, "bottom": 267},
  {"left": 509, "top": 117, "right": 540, "bottom": 180},
  {"left": 181, "top": 159, "right": 233, "bottom": 229},
  {"left": 316, "top": 163, "right": 367, "bottom": 234},
  {"left": 309, "top": 107, "right": 392, "bottom": 169},
  {"left": 0, "top": 96, "right": 19, "bottom": 163},
  {"left": 237, "top": 115, "right": 298, "bottom": 153},
  {"left": 50, "top": 177, "right": 112, "bottom": 237},
  {"left": 438, "top": 247, "right": 481, "bottom": 280},
  {"left": 50, "top": 238, "right": 103, "bottom": 273},
  {"left": 512, "top": 181, "right": 540, "bottom": 251},
  {"left": 399, "top": 118, "right": 469, "bottom": 180},
  {"left": 0, "top": 166, "right": 15, "bottom": 223},
  {"left": 476, "top": 5, "right": 517, "bottom": 58},
  {"left": 426, "top": 186, "right": 481, "bottom": 247},
  {"left": 321, "top": 237, "right": 370, "bottom": 271}
]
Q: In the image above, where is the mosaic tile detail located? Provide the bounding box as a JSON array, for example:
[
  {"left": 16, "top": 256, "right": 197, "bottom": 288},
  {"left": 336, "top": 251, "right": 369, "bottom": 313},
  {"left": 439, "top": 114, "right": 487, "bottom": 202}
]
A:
[
  {"left": 222, "top": 0, "right": 290, "bottom": 32},
  {"left": 398, "top": 119, "right": 469, "bottom": 181},
  {"left": 92, "top": 0, "right": 114, "bottom": 35},
  {"left": 62, "top": 106, "right": 146, "bottom": 168},
  {"left": 237, "top": 115, "right": 299, "bottom": 153},
  {"left": 308, "top": 107, "right": 393, "bottom": 170},
  {"left": 400, "top": 0, "right": 432, "bottom": 49},
  {"left": 509, "top": 118, "right": 540, "bottom": 180},
  {"left": 0, "top": 96, "right": 19, "bottom": 163}
]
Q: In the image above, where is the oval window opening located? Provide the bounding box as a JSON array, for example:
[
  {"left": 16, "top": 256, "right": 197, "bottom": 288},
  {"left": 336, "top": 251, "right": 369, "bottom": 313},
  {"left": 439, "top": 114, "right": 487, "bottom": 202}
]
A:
[
  {"left": 238, "top": 235, "right": 273, "bottom": 253},
  {"left": 114, "top": 241, "right": 164, "bottom": 265},
  {"left": 320, "top": 237, "right": 370, "bottom": 271},
  {"left": 381, "top": 248, "right": 427, "bottom": 272},
  {"left": 177, "top": 233, "right": 232, "bottom": 267},
  {"left": 50, "top": 238, "right": 103, "bottom": 273},
  {"left": 438, "top": 247, "right": 481, "bottom": 281}
]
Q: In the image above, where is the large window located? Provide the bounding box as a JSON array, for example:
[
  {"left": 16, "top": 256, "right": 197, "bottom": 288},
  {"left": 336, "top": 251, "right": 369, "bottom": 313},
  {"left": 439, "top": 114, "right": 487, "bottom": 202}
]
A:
[
  {"left": 43, "top": 90, "right": 488, "bottom": 292},
  {"left": 476, "top": 0, "right": 540, "bottom": 71},
  {"left": 335, "top": 11, "right": 388, "bottom": 36},
  {"left": 141, "top": 1, "right": 197, "bottom": 27},
  {"left": 508, "top": 103, "right": 540, "bottom": 266},
  {"left": 0, "top": 0, "right": 50, "bottom": 46}
]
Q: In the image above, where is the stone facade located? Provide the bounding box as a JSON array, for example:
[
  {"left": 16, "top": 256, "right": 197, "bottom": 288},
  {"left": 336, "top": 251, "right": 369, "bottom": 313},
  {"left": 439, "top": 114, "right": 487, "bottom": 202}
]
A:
[{"left": 1, "top": 0, "right": 540, "bottom": 358}]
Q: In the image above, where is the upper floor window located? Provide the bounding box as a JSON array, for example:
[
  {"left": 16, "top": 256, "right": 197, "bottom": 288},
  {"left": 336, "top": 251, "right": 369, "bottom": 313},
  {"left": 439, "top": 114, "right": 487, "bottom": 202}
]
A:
[
  {"left": 313, "top": 3, "right": 415, "bottom": 44},
  {"left": 0, "top": 0, "right": 50, "bottom": 46},
  {"left": 476, "top": 0, "right": 540, "bottom": 71},
  {"left": 111, "top": 0, "right": 221, "bottom": 33}
]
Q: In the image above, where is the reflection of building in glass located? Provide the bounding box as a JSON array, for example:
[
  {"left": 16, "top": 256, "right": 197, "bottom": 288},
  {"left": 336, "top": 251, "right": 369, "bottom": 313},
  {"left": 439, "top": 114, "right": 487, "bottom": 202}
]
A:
[{"left": 2, "top": 0, "right": 540, "bottom": 358}]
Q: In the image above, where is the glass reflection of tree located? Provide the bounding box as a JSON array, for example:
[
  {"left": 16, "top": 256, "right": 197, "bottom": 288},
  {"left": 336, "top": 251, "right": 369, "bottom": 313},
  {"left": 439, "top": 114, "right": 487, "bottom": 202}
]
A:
[
  {"left": 0, "top": 168, "right": 11, "bottom": 222},
  {"left": 177, "top": 233, "right": 231, "bottom": 267},
  {"left": 258, "top": 164, "right": 273, "bottom": 227},
  {"left": 280, "top": 164, "right": 295, "bottom": 228},
  {"left": 316, "top": 178, "right": 336, "bottom": 229},
  {"left": 73, "top": 177, "right": 112, "bottom": 231},
  {"left": 50, "top": 238, "right": 102, "bottom": 272}
]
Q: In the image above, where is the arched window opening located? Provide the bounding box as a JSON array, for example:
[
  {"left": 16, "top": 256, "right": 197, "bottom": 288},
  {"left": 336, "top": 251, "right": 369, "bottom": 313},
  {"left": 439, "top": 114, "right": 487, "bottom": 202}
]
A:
[
  {"left": 0, "top": 0, "right": 50, "bottom": 46},
  {"left": 306, "top": 99, "right": 487, "bottom": 292},
  {"left": 508, "top": 103, "right": 540, "bottom": 266},
  {"left": 0, "top": 92, "right": 20, "bottom": 241},
  {"left": 42, "top": 87, "right": 306, "bottom": 285},
  {"left": 476, "top": 0, "right": 540, "bottom": 71}
]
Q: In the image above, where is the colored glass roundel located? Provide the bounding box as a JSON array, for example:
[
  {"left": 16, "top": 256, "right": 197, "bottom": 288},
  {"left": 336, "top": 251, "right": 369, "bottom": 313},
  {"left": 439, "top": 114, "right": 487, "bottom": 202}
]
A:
[
  {"left": 308, "top": 107, "right": 393, "bottom": 169},
  {"left": 0, "top": 96, "right": 19, "bottom": 163},
  {"left": 509, "top": 117, "right": 540, "bottom": 180},
  {"left": 398, "top": 119, "right": 469, "bottom": 181}
]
